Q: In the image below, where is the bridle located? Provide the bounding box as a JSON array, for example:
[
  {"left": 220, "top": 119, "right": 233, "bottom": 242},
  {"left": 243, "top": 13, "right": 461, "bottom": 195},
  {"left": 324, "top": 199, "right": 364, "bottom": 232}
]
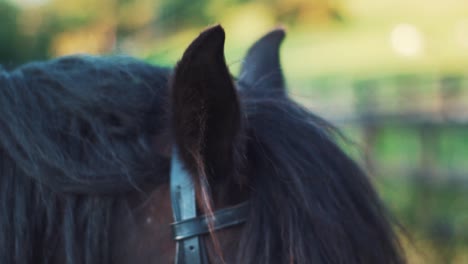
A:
[{"left": 170, "top": 148, "right": 249, "bottom": 264}]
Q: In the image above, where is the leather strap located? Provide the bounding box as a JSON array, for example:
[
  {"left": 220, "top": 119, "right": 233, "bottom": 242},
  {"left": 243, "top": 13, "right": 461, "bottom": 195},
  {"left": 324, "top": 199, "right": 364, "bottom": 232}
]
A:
[
  {"left": 169, "top": 147, "right": 249, "bottom": 264},
  {"left": 170, "top": 148, "right": 203, "bottom": 264},
  {"left": 172, "top": 202, "right": 249, "bottom": 241}
]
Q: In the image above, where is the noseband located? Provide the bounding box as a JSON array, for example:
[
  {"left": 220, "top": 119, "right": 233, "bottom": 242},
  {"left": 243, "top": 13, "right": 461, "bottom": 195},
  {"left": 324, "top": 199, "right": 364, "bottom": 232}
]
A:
[{"left": 170, "top": 149, "right": 249, "bottom": 264}]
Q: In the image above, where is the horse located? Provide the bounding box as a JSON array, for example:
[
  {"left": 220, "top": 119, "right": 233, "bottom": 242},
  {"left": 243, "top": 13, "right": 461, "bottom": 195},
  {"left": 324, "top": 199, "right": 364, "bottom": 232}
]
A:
[{"left": 0, "top": 25, "right": 405, "bottom": 264}]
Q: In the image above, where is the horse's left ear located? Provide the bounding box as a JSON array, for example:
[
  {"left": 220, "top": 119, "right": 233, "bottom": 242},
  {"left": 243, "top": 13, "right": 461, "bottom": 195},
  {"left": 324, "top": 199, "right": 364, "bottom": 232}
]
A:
[
  {"left": 239, "top": 27, "right": 286, "bottom": 96},
  {"left": 171, "top": 25, "right": 242, "bottom": 182}
]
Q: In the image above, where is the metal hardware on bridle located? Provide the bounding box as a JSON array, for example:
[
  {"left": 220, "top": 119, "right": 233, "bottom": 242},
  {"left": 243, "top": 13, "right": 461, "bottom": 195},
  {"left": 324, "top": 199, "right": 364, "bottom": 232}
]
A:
[{"left": 170, "top": 147, "right": 249, "bottom": 264}]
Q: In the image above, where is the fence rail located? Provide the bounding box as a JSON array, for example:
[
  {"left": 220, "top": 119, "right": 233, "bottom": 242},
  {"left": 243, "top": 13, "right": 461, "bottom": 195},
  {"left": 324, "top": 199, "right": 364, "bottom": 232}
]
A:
[{"left": 301, "top": 73, "right": 468, "bottom": 182}]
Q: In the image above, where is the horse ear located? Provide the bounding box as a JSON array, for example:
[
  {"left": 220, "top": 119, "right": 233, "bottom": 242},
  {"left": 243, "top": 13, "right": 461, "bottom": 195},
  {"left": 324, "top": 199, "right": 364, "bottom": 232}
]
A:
[
  {"left": 239, "top": 27, "right": 286, "bottom": 96},
  {"left": 171, "top": 25, "right": 242, "bottom": 182}
]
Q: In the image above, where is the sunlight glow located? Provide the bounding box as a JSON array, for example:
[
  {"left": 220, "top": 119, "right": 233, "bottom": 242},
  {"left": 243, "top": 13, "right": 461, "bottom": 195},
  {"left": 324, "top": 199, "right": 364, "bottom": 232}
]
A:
[{"left": 390, "top": 23, "right": 424, "bottom": 57}]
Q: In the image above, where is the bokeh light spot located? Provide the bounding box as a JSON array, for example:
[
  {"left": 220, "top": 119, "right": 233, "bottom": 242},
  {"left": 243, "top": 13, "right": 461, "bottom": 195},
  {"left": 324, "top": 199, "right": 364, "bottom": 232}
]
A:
[{"left": 390, "top": 23, "right": 424, "bottom": 57}]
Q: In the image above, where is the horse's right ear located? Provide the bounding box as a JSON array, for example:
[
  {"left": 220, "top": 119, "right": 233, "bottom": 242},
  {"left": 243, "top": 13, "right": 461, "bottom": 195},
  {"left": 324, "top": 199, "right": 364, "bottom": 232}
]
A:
[
  {"left": 239, "top": 28, "right": 286, "bottom": 96},
  {"left": 170, "top": 25, "right": 243, "bottom": 183}
]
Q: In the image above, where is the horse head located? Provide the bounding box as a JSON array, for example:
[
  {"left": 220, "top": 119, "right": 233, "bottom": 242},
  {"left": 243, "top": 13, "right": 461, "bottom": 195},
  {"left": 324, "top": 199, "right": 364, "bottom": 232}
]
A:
[{"left": 0, "top": 25, "right": 404, "bottom": 264}]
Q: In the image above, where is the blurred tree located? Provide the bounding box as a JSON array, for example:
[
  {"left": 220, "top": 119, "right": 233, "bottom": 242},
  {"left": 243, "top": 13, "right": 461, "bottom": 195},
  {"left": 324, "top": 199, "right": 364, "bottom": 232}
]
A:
[
  {"left": 156, "top": 0, "right": 211, "bottom": 33},
  {"left": 0, "top": 1, "right": 59, "bottom": 68},
  {"left": 0, "top": 1, "right": 21, "bottom": 68},
  {"left": 1, "top": 0, "right": 346, "bottom": 66},
  {"left": 271, "top": 0, "right": 346, "bottom": 26}
]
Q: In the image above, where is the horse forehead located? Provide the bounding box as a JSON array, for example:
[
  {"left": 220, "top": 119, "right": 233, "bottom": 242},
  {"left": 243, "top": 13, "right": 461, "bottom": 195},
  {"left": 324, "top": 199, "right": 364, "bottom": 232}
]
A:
[{"left": 113, "top": 184, "right": 175, "bottom": 263}]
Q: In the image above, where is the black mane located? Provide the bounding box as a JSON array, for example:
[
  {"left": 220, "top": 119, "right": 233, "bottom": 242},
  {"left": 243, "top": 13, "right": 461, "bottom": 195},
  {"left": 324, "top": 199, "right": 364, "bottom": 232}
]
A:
[
  {"left": 238, "top": 92, "right": 404, "bottom": 263},
  {"left": 0, "top": 55, "right": 170, "bottom": 263}
]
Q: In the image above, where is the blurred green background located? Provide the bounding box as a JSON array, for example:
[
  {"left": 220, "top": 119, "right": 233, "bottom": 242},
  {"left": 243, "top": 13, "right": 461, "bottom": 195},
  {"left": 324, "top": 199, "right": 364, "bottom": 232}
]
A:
[{"left": 1, "top": 0, "right": 467, "bottom": 263}]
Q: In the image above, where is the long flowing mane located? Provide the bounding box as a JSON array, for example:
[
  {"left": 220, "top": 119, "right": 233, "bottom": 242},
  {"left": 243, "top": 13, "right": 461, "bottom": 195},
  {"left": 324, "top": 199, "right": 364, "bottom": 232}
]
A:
[
  {"left": 238, "top": 93, "right": 404, "bottom": 263},
  {"left": 0, "top": 55, "right": 170, "bottom": 264}
]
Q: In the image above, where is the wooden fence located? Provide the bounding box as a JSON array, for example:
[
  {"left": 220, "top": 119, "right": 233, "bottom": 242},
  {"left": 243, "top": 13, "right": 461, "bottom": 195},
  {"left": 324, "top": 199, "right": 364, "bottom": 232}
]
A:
[
  {"left": 299, "top": 73, "right": 468, "bottom": 263},
  {"left": 300, "top": 73, "right": 468, "bottom": 183}
]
